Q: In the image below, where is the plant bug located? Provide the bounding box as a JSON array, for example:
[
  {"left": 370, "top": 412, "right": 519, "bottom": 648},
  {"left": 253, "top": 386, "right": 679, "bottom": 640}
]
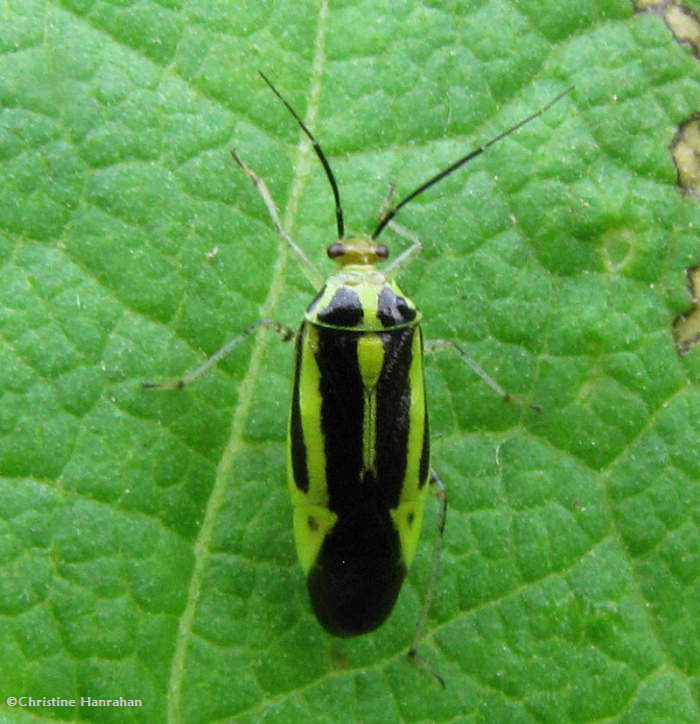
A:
[{"left": 144, "top": 73, "right": 572, "bottom": 682}]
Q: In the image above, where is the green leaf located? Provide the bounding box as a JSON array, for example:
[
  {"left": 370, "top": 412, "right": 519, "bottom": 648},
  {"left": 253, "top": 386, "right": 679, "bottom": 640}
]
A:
[{"left": 1, "top": 0, "right": 698, "bottom": 722}]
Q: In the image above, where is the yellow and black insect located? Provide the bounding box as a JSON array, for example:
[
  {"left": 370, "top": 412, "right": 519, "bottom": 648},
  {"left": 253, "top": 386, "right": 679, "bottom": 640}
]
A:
[{"left": 146, "top": 73, "right": 570, "bottom": 679}]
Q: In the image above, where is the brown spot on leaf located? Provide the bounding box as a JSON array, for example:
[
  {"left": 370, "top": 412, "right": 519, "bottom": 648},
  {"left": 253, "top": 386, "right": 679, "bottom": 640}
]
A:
[
  {"left": 671, "top": 114, "right": 700, "bottom": 197},
  {"left": 673, "top": 265, "right": 700, "bottom": 354}
]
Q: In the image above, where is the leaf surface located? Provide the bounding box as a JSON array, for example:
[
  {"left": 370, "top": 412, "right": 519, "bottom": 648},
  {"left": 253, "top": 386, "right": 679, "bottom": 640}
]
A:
[{"left": 0, "top": 0, "right": 698, "bottom": 722}]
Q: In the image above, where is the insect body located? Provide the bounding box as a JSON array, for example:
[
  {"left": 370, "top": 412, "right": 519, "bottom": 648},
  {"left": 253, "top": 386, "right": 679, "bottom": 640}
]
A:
[
  {"left": 290, "top": 237, "right": 429, "bottom": 635},
  {"left": 145, "top": 72, "right": 571, "bottom": 674}
]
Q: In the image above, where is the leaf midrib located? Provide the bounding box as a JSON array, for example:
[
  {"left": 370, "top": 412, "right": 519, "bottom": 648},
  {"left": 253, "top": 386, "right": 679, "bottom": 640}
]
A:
[{"left": 165, "top": 2, "right": 331, "bottom": 719}]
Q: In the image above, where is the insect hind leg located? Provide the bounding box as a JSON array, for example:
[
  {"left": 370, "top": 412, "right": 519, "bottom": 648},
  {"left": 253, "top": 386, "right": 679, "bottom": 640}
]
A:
[{"left": 425, "top": 338, "right": 540, "bottom": 410}]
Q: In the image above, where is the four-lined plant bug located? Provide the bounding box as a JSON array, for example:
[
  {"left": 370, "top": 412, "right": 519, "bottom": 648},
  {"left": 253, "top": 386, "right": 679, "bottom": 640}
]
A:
[{"left": 144, "top": 72, "right": 572, "bottom": 683}]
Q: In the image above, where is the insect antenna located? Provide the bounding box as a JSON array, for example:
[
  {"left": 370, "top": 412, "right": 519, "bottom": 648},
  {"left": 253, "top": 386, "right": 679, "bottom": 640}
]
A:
[
  {"left": 259, "top": 71, "right": 345, "bottom": 239},
  {"left": 372, "top": 86, "right": 573, "bottom": 239}
]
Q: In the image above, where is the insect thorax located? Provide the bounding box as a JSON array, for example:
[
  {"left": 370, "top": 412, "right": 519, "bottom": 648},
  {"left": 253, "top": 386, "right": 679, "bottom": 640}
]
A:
[{"left": 305, "top": 267, "right": 421, "bottom": 332}]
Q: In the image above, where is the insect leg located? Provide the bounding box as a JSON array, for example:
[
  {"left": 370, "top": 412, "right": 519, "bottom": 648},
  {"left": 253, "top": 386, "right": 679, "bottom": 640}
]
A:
[
  {"left": 409, "top": 468, "right": 447, "bottom": 687},
  {"left": 425, "top": 338, "right": 540, "bottom": 410},
  {"left": 142, "top": 319, "right": 295, "bottom": 390},
  {"left": 376, "top": 185, "right": 424, "bottom": 279},
  {"left": 231, "top": 150, "right": 324, "bottom": 290}
]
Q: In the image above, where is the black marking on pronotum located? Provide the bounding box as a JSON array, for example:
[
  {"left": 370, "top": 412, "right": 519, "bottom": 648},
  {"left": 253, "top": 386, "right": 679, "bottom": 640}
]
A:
[
  {"left": 317, "top": 287, "right": 363, "bottom": 327},
  {"left": 378, "top": 286, "right": 417, "bottom": 327}
]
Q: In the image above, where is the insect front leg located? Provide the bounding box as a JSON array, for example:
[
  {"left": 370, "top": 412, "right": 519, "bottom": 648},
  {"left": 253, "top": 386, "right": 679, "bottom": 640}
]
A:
[
  {"left": 377, "top": 185, "right": 424, "bottom": 279},
  {"left": 230, "top": 150, "right": 324, "bottom": 290},
  {"left": 142, "top": 319, "right": 295, "bottom": 390}
]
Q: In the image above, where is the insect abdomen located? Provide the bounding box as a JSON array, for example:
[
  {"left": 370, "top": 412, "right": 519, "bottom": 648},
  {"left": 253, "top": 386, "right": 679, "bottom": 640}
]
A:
[{"left": 307, "top": 498, "right": 405, "bottom": 636}]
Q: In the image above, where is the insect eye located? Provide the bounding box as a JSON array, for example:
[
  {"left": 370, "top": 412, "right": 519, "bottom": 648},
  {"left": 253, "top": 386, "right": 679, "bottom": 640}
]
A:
[
  {"left": 327, "top": 242, "right": 346, "bottom": 259},
  {"left": 375, "top": 244, "right": 389, "bottom": 260}
]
